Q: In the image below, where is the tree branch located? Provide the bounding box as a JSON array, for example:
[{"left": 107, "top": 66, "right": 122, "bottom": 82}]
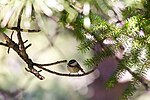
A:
[
  {"left": 0, "top": 42, "right": 8, "bottom": 47},
  {"left": 0, "top": 31, "right": 96, "bottom": 79},
  {"left": 33, "top": 60, "right": 67, "bottom": 67},
  {"left": 7, "top": 27, "right": 40, "bottom": 32},
  {"left": 0, "top": 9, "right": 96, "bottom": 79},
  {"left": 0, "top": 4, "right": 98, "bottom": 80},
  {"left": 35, "top": 64, "right": 96, "bottom": 77}
]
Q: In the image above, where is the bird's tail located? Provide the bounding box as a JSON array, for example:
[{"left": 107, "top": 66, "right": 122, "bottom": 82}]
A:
[{"left": 80, "top": 67, "right": 86, "bottom": 74}]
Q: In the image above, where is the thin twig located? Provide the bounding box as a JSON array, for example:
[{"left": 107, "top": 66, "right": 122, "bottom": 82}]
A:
[
  {"left": 34, "top": 60, "right": 67, "bottom": 67},
  {"left": 7, "top": 27, "right": 40, "bottom": 32},
  {"left": 25, "top": 67, "right": 45, "bottom": 80},
  {"left": 7, "top": 31, "right": 14, "bottom": 54}
]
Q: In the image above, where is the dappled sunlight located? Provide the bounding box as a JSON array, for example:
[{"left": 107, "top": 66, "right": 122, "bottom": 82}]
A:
[{"left": 0, "top": 0, "right": 150, "bottom": 100}]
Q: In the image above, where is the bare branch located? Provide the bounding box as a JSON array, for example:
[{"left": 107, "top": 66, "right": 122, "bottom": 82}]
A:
[
  {"left": 0, "top": 42, "right": 8, "bottom": 47},
  {"left": 0, "top": 16, "right": 95, "bottom": 80},
  {"left": 23, "top": 40, "right": 28, "bottom": 43},
  {"left": 7, "top": 27, "right": 40, "bottom": 32},
  {"left": 25, "top": 43, "right": 32, "bottom": 49},
  {"left": 35, "top": 64, "right": 96, "bottom": 77},
  {"left": 34, "top": 60, "right": 67, "bottom": 67},
  {"left": 7, "top": 31, "right": 14, "bottom": 54},
  {"left": 0, "top": 4, "right": 96, "bottom": 80},
  {"left": 25, "top": 67, "right": 45, "bottom": 80}
]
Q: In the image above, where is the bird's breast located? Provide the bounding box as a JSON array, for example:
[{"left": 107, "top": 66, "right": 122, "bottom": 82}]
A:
[{"left": 67, "top": 66, "right": 80, "bottom": 73}]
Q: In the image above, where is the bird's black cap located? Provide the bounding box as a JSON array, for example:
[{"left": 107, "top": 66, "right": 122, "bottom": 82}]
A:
[{"left": 68, "top": 59, "right": 76, "bottom": 64}]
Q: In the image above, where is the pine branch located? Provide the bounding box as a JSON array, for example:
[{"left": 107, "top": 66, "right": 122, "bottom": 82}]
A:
[{"left": 126, "top": 67, "right": 149, "bottom": 90}]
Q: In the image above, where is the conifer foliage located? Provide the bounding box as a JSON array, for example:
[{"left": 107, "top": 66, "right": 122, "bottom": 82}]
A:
[
  {"left": 61, "top": 0, "right": 150, "bottom": 99},
  {"left": 0, "top": 0, "right": 150, "bottom": 99}
]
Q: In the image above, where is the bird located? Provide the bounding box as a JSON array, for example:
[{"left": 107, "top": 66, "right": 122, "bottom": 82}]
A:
[{"left": 67, "top": 59, "right": 85, "bottom": 74}]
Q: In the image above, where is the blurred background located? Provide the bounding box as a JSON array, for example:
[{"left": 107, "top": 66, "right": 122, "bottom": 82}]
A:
[{"left": 0, "top": 0, "right": 150, "bottom": 100}]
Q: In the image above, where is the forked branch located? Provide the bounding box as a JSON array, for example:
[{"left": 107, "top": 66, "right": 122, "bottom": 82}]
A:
[{"left": 0, "top": 8, "right": 95, "bottom": 79}]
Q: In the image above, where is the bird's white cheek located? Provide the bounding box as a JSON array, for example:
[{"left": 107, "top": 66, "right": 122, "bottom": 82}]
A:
[{"left": 70, "top": 62, "right": 78, "bottom": 66}]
